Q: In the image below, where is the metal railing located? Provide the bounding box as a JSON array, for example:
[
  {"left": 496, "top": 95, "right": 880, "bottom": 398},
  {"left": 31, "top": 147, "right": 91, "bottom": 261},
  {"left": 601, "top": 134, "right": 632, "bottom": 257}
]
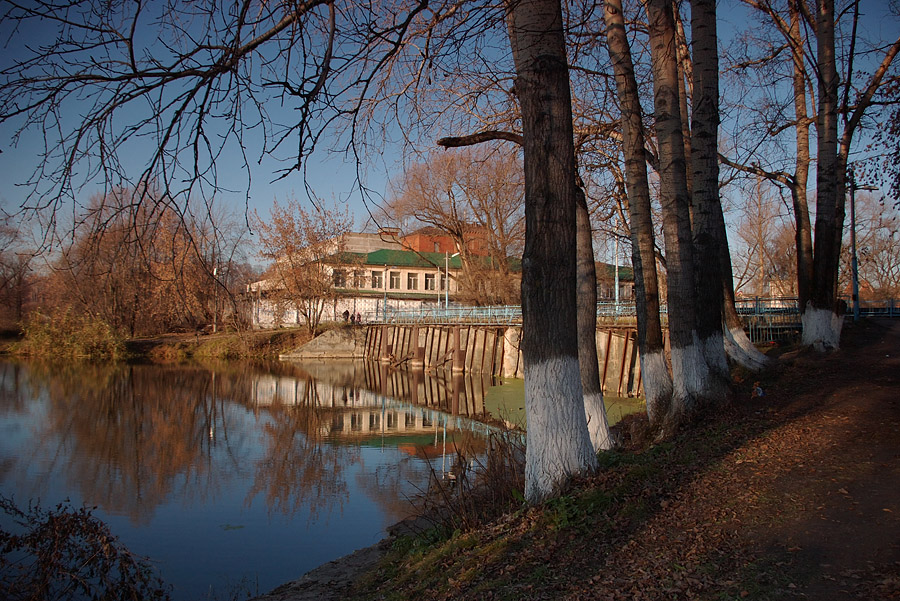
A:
[
  {"left": 852, "top": 299, "right": 900, "bottom": 318},
  {"left": 377, "top": 305, "right": 523, "bottom": 325},
  {"left": 369, "top": 297, "right": 898, "bottom": 326}
]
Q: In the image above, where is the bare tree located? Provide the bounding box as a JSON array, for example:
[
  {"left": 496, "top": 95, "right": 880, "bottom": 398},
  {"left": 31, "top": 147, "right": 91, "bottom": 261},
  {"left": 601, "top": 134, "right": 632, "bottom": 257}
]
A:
[
  {"left": 253, "top": 199, "right": 353, "bottom": 334},
  {"left": 839, "top": 192, "right": 900, "bottom": 299},
  {"left": 721, "top": 0, "right": 900, "bottom": 350},
  {"left": 506, "top": 0, "right": 597, "bottom": 502},
  {"left": 385, "top": 147, "right": 524, "bottom": 305},
  {"left": 688, "top": 0, "right": 731, "bottom": 385},
  {"left": 732, "top": 178, "right": 795, "bottom": 296},
  {"left": 0, "top": 225, "right": 33, "bottom": 327},
  {"left": 647, "top": 0, "right": 718, "bottom": 432},
  {"left": 603, "top": 0, "right": 673, "bottom": 425},
  {"left": 41, "top": 188, "right": 247, "bottom": 336}
]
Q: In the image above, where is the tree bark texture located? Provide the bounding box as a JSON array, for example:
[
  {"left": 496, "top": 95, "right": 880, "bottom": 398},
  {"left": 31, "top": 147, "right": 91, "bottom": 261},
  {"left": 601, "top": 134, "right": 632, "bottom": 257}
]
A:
[
  {"left": 647, "top": 0, "right": 710, "bottom": 427},
  {"left": 806, "top": 0, "right": 842, "bottom": 350},
  {"left": 576, "top": 185, "right": 612, "bottom": 452},
  {"left": 604, "top": 0, "right": 673, "bottom": 423},
  {"left": 789, "top": 0, "right": 815, "bottom": 312},
  {"left": 506, "top": 0, "right": 597, "bottom": 503},
  {"left": 688, "top": 0, "right": 729, "bottom": 387}
]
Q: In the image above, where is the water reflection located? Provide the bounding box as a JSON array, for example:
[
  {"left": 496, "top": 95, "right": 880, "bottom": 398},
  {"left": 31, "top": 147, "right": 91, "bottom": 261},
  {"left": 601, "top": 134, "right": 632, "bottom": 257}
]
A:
[{"left": 0, "top": 360, "right": 503, "bottom": 599}]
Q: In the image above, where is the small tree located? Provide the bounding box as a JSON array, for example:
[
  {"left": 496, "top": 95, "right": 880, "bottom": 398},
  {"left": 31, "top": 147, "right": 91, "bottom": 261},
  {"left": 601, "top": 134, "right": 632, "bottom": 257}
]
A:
[{"left": 254, "top": 199, "right": 353, "bottom": 334}]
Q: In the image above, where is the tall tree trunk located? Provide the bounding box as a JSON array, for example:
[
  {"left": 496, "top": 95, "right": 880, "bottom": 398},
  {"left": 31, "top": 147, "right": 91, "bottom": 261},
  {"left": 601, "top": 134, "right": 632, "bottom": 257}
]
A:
[
  {"left": 804, "top": 0, "right": 843, "bottom": 351},
  {"left": 789, "top": 0, "right": 815, "bottom": 313},
  {"left": 576, "top": 185, "right": 612, "bottom": 451},
  {"left": 604, "top": 0, "right": 673, "bottom": 425},
  {"left": 647, "top": 0, "right": 712, "bottom": 432},
  {"left": 506, "top": 0, "right": 597, "bottom": 503},
  {"left": 674, "top": 9, "right": 694, "bottom": 198},
  {"left": 688, "top": 0, "right": 730, "bottom": 392}
]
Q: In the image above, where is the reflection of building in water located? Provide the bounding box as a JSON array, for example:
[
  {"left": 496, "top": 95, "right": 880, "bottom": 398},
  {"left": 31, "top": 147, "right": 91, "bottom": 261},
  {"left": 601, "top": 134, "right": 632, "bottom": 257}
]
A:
[{"left": 250, "top": 368, "right": 498, "bottom": 440}]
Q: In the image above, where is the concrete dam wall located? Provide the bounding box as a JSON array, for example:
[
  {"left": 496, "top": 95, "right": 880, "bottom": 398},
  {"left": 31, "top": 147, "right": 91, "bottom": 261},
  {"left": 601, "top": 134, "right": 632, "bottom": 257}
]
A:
[{"left": 281, "top": 324, "right": 648, "bottom": 397}]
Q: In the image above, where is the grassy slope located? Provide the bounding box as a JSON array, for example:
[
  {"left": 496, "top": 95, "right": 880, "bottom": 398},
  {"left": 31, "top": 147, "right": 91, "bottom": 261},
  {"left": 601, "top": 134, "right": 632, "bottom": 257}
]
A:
[{"left": 350, "top": 319, "right": 900, "bottom": 601}]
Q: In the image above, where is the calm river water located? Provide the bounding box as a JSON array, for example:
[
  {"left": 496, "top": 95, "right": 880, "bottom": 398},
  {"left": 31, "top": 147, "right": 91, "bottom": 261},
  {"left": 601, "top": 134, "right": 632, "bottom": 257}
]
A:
[{"left": 0, "top": 359, "right": 643, "bottom": 600}]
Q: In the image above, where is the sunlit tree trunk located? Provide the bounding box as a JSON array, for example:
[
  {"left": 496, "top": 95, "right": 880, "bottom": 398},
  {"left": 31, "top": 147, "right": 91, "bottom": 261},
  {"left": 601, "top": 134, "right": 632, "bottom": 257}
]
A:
[
  {"left": 604, "top": 0, "right": 673, "bottom": 424},
  {"left": 788, "top": 0, "right": 815, "bottom": 313},
  {"left": 576, "top": 185, "right": 612, "bottom": 451},
  {"left": 506, "top": 0, "right": 597, "bottom": 503},
  {"left": 647, "top": 0, "right": 713, "bottom": 432},
  {"left": 688, "top": 0, "right": 730, "bottom": 390}
]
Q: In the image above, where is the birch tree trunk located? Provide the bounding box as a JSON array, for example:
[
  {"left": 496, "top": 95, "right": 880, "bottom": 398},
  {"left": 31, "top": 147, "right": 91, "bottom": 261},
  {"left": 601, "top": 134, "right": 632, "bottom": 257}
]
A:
[
  {"left": 647, "top": 0, "right": 712, "bottom": 432},
  {"left": 576, "top": 185, "right": 612, "bottom": 452},
  {"left": 604, "top": 0, "right": 673, "bottom": 425},
  {"left": 506, "top": 0, "right": 597, "bottom": 503}
]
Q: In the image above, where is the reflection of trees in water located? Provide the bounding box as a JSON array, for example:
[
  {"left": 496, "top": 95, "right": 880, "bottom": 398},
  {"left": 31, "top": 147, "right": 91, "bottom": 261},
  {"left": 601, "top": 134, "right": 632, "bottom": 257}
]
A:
[
  {"left": 0, "top": 363, "right": 30, "bottom": 416},
  {"left": 7, "top": 359, "right": 495, "bottom": 530},
  {"left": 247, "top": 386, "right": 358, "bottom": 521},
  {"left": 22, "top": 362, "right": 258, "bottom": 524},
  {"left": 354, "top": 428, "right": 491, "bottom": 527}
]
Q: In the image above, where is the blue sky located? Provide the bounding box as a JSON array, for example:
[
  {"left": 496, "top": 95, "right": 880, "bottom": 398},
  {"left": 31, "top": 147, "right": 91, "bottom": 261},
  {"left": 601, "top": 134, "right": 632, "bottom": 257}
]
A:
[{"left": 1, "top": 1, "right": 896, "bottom": 253}]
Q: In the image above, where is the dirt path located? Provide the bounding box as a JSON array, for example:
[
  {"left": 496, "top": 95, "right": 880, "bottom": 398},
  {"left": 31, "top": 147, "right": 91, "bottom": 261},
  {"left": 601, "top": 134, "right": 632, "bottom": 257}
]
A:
[{"left": 751, "top": 318, "right": 900, "bottom": 599}]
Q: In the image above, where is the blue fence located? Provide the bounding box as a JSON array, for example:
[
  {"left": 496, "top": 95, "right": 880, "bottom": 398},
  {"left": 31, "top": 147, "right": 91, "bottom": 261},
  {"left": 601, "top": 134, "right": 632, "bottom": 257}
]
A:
[{"left": 370, "top": 298, "right": 898, "bottom": 327}]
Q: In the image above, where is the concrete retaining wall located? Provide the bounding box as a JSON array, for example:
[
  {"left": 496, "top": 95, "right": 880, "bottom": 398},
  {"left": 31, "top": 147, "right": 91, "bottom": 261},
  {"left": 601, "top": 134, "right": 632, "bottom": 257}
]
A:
[
  {"left": 363, "top": 324, "right": 648, "bottom": 397},
  {"left": 279, "top": 324, "right": 649, "bottom": 397}
]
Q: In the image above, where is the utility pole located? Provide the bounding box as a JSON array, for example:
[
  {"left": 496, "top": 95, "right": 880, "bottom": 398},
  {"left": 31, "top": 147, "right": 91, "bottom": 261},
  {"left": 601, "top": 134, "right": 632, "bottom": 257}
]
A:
[{"left": 212, "top": 265, "right": 218, "bottom": 334}]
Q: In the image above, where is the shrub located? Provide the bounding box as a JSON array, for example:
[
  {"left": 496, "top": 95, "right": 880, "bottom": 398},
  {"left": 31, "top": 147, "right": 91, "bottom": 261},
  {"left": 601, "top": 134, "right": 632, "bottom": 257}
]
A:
[
  {"left": 0, "top": 496, "right": 170, "bottom": 601},
  {"left": 415, "top": 428, "right": 526, "bottom": 535},
  {"left": 20, "top": 309, "right": 125, "bottom": 360}
]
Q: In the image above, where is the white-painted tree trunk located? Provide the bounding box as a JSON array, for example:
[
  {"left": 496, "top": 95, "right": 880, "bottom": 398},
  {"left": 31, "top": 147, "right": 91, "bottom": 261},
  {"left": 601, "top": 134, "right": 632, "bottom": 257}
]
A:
[
  {"left": 525, "top": 357, "right": 597, "bottom": 502},
  {"left": 584, "top": 391, "right": 612, "bottom": 452},
  {"left": 801, "top": 305, "right": 843, "bottom": 351},
  {"left": 723, "top": 324, "right": 772, "bottom": 371},
  {"left": 670, "top": 337, "right": 708, "bottom": 411},
  {"left": 640, "top": 350, "right": 673, "bottom": 426},
  {"left": 699, "top": 331, "right": 731, "bottom": 399}
]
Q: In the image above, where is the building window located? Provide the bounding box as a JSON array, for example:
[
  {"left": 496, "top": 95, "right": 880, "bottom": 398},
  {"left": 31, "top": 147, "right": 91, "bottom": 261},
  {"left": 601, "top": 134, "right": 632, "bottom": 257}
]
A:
[
  {"left": 371, "top": 270, "right": 383, "bottom": 289},
  {"left": 424, "top": 273, "right": 436, "bottom": 291},
  {"left": 352, "top": 270, "right": 364, "bottom": 288},
  {"left": 332, "top": 269, "right": 346, "bottom": 287},
  {"left": 331, "top": 415, "right": 344, "bottom": 432},
  {"left": 389, "top": 271, "right": 401, "bottom": 289},
  {"left": 441, "top": 274, "right": 447, "bottom": 291},
  {"left": 407, "top": 273, "right": 418, "bottom": 290}
]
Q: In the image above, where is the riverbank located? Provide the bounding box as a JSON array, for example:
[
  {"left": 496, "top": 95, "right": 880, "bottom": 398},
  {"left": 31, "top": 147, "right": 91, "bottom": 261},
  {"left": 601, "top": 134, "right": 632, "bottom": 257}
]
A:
[
  {"left": 0, "top": 325, "right": 320, "bottom": 361},
  {"left": 255, "top": 318, "right": 900, "bottom": 600},
  {"left": 125, "top": 327, "right": 316, "bottom": 361}
]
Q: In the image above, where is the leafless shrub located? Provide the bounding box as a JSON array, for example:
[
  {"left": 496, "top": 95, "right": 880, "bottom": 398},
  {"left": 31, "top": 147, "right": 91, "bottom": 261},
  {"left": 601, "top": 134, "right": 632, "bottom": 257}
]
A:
[
  {"left": 414, "top": 428, "right": 526, "bottom": 534},
  {"left": 0, "top": 496, "right": 170, "bottom": 601}
]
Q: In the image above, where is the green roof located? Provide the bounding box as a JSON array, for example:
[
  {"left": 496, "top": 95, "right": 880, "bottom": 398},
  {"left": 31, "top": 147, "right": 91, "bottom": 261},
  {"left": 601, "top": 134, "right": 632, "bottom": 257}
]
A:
[
  {"left": 596, "top": 262, "right": 634, "bottom": 281},
  {"left": 327, "top": 248, "right": 520, "bottom": 272},
  {"left": 364, "top": 249, "right": 463, "bottom": 269}
]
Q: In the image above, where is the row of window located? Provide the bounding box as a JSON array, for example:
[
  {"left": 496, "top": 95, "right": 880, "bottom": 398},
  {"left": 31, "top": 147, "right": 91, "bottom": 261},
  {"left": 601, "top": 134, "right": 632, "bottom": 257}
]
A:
[
  {"left": 331, "top": 410, "right": 436, "bottom": 432},
  {"left": 333, "top": 269, "right": 447, "bottom": 292}
]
